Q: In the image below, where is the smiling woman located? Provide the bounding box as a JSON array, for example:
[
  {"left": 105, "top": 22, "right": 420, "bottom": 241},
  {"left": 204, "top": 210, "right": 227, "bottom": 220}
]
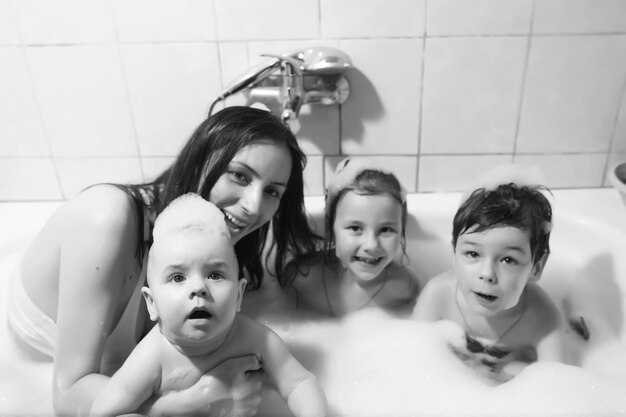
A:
[
  {"left": 209, "top": 141, "right": 292, "bottom": 245},
  {"left": 5, "top": 106, "right": 321, "bottom": 416}
]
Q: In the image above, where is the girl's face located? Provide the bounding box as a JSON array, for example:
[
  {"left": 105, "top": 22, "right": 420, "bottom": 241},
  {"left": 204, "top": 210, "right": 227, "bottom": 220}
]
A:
[
  {"left": 209, "top": 141, "right": 292, "bottom": 244},
  {"left": 333, "top": 191, "right": 403, "bottom": 283},
  {"left": 143, "top": 231, "right": 245, "bottom": 350},
  {"left": 454, "top": 226, "right": 542, "bottom": 317}
]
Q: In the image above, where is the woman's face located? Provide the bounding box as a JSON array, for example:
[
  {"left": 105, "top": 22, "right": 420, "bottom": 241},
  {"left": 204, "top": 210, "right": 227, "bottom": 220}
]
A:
[{"left": 209, "top": 141, "right": 292, "bottom": 244}]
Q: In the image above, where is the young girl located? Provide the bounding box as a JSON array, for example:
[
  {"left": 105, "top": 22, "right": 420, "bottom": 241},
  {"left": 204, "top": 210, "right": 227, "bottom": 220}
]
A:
[
  {"left": 7, "top": 106, "right": 321, "bottom": 416},
  {"left": 292, "top": 157, "right": 420, "bottom": 317}
]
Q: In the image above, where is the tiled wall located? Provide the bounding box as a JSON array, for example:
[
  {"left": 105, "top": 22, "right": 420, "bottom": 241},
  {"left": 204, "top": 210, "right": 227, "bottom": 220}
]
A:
[{"left": 1, "top": 0, "right": 626, "bottom": 201}]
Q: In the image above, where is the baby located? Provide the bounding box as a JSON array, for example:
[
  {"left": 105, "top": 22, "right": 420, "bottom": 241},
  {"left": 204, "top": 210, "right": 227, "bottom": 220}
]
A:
[
  {"left": 90, "top": 193, "right": 327, "bottom": 417},
  {"left": 293, "top": 157, "right": 420, "bottom": 317},
  {"left": 413, "top": 166, "right": 562, "bottom": 383}
]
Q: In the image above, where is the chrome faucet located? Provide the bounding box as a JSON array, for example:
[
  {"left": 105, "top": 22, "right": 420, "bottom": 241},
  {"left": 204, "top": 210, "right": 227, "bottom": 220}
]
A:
[{"left": 209, "top": 47, "right": 352, "bottom": 131}]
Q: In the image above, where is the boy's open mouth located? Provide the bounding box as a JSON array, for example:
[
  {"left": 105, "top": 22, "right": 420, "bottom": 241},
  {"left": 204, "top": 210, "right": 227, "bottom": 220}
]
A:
[
  {"left": 188, "top": 307, "right": 212, "bottom": 320},
  {"left": 474, "top": 291, "right": 497, "bottom": 302}
]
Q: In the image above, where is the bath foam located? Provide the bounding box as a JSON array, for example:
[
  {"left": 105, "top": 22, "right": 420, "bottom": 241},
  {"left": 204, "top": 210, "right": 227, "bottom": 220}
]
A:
[{"left": 3, "top": 189, "right": 626, "bottom": 416}]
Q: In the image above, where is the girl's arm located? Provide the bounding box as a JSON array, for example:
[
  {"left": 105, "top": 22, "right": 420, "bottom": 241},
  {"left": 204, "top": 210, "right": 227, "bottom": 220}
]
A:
[{"left": 53, "top": 188, "right": 139, "bottom": 416}]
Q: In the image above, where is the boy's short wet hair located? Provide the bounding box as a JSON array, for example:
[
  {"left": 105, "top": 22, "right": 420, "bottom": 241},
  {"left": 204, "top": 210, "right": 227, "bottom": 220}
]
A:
[{"left": 452, "top": 183, "right": 553, "bottom": 264}]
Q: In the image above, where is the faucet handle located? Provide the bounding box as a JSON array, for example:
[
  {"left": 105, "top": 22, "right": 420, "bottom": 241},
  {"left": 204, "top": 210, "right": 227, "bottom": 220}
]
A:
[{"left": 259, "top": 53, "right": 305, "bottom": 125}]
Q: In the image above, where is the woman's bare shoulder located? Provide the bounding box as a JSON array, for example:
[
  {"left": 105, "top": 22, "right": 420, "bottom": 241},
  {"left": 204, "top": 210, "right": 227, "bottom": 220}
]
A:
[
  {"left": 44, "top": 184, "right": 141, "bottom": 262},
  {"left": 62, "top": 185, "right": 137, "bottom": 226}
]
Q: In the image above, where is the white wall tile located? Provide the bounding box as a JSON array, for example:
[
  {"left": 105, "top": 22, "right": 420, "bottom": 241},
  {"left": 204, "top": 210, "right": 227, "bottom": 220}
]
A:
[
  {"left": 514, "top": 153, "right": 605, "bottom": 188},
  {"left": 215, "top": 0, "right": 318, "bottom": 41},
  {"left": 27, "top": 45, "right": 137, "bottom": 157},
  {"left": 15, "top": 0, "right": 115, "bottom": 45},
  {"left": 303, "top": 155, "right": 324, "bottom": 196},
  {"left": 0, "top": 0, "right": 19, "bottom": 45},
  {"left": 0, "top": 47, "right": 48, "bottom": 156},
  {"left": 55, "top": 157, "right": 143, "bottom": 199},
  {"left": 518, "top": 36, "right": 626, "bottom": 153},
  {"left": 612, "top": 88, "right": 626, "bottom": 154},
  {"left": 121, "top": 43, "right": 220, "bottom": 156},
  {"left": 0, "top": 158, "right": 62, "bottom": 200},
  {"left": 534, "top": 0, "right": 626, "bottom": 34},
  {"left": 427, "top": 0, "right": 532, "bottom": 36},
  {"left": 418, "top": 154, "right": 512, "bottom": 192},
  {"left": 421, "top": 37, "right": 527, "bottom": 154},
  {"left": 325, "top": 155, "right": 417, "bottom": 193},
  {"left": 321, "top": 0, "right": 425, "bottom": 38},
  {"left": 113, "top": 0, "right": 217, "bottom": 42},
  {"left": 218, "top": 42, "right": 250, "bottom": 91},
  {"left": 340, "top": 39, "right": 423, "bottom": 155},
  {"left": 141, "top": 157, "right": 175, "bottom": 182}
]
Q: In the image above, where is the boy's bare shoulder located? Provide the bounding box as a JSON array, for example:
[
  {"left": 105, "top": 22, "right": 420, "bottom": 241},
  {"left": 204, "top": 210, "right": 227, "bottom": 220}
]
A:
[
  {"left": 412, "top": 270, "right": 456, "bottom": 321},
  {"left": 422, "top": 270, "right": 457, "bottom": 294}
]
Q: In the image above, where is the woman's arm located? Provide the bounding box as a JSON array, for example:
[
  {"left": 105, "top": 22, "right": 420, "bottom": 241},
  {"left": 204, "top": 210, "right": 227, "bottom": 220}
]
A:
[
  {"left": 52, "top": 188, "right": 140, "bottom": 415},
  {"left": 140, "top": 355, "right": 263, "bottom": 417}
]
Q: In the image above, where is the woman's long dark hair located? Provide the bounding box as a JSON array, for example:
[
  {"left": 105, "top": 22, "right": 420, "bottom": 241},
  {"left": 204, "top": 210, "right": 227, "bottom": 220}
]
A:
[{"left": 141, "top": 106, "right": 321, "bottom": 289}]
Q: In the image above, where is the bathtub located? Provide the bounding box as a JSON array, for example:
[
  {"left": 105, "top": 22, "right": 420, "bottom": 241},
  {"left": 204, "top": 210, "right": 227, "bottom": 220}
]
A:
[{"left": 1, "top": 189, "right": 626, "bottom": 416}]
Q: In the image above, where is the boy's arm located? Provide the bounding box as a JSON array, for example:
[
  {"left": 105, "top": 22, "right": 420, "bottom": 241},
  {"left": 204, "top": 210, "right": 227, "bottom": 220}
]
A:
[
  {"left": 90, "top": 331, "right": 161, "bottom": 416},
  {"left": 248, "top": 319, "right": 327, "bottom": 417},
  {"left": 411, "top": 272, "right": 453, "bottom": 322}
]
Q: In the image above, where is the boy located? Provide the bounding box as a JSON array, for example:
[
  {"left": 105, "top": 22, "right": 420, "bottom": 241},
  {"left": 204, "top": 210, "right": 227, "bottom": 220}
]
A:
[
  {"left": 91, "top": 193, "right": 327, "bottom": 416},
  {"left": 413, "top": 180, "right": 562, "bottom": 383}
]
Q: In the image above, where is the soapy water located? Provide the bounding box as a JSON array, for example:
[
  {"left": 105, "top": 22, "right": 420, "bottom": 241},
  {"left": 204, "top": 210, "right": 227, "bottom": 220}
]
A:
[{"left": 2, "top": 194, "right": 626, "bottom": 416}]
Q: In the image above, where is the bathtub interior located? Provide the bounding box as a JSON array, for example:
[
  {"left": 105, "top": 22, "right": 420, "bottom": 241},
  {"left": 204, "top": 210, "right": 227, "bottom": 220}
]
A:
[{"left": 1, "top": 190, "right": 626, "bottom": 416}]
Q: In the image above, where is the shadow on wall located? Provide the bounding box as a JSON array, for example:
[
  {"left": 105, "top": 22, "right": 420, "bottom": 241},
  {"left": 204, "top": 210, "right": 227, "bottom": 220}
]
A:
[
  {"left": 568, "top": 252, "right": 622, "bottom": 338},
  {"left": 340, "top": 68, "right": 385, "bottom": 143}
]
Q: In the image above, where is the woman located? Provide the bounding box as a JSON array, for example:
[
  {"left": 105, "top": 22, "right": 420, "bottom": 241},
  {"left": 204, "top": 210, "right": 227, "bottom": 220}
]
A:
[{"left": 7, "top": 106, "right": 321, "bottom": 415}]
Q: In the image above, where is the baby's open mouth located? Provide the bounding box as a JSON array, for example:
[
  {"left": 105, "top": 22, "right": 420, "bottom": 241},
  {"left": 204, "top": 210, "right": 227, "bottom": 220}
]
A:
[
  {"left": 474, "top": 291, "right": 497, "bottom": 302},
  {"left": 188, "top": 308, "right": 212, "bottom": 320}
]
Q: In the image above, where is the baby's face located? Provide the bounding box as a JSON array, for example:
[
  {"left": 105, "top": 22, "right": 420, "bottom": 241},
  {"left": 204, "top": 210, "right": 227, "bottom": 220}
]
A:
[
  {"left": 453, "top": 226, "right": 540, "bottom": 316},
  {"left": 143, "top": 231, "right": 244, "bottom": 348},
  {"left": 333, "top": 191, "right": 403, "bottom": 282}
]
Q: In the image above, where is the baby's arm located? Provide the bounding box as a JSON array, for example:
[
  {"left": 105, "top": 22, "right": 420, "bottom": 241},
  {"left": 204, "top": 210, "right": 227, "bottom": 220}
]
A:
[
  {"left": 250, "top": 320, "right": 327, "bottom": 417},
  {"left": 411, "top": 272, "right": 454, "bottom": 322},
  {"left": 90, "top": 331, "right": 161, "bottom": 416}
]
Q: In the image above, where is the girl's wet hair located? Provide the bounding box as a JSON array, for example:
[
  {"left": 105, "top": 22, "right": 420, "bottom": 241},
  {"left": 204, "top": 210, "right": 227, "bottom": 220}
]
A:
[
  {"left": 324, "top": 169, "right": 408, "bottom": 266},
  {"left": 452, "top": 183, "right": 553, "bottom": 264},
  {"left": 147, "top": 106, "right": 321, "bottom": 289}
]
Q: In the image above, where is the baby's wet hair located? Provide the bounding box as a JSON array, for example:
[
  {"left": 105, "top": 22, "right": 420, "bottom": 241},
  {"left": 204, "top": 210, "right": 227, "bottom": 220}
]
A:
[
  {"left": 452, "top": 183, "right": 552, "bottom": 264},
  {"left": 152, "top": 192, "right": 231, "bottom": 244}
]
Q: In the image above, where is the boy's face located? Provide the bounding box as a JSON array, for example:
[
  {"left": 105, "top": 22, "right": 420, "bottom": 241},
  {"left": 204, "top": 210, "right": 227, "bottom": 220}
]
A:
[
  {"left": 143, "top": 231, "right": 245, "bottom": 348},
  {"left": 333, "top": 191, "right": 403, "bottom": 282},
  {"left": 454, "top": 226, "right": 542, "bottom": 316}
]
